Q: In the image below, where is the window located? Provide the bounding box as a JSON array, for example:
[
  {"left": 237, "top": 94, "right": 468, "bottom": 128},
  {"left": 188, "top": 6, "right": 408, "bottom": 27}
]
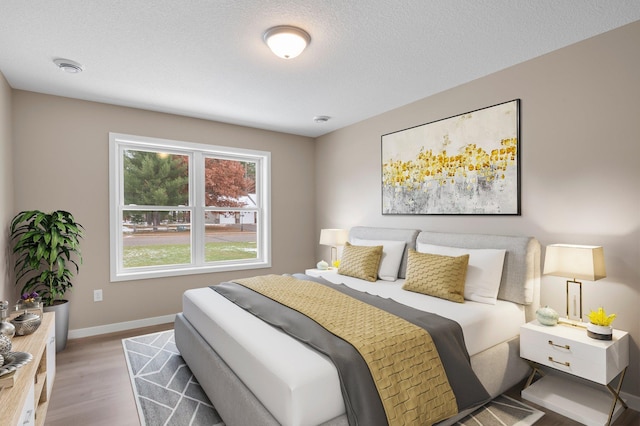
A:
[{"left": 109, "top": 133, "right": 271, "bottom": 281}]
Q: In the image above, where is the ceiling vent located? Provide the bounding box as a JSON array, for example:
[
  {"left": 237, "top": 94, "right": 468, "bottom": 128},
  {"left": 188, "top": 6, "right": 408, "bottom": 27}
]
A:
[{"left": 53, "top": 58, "right": 84, "bottom": 73}]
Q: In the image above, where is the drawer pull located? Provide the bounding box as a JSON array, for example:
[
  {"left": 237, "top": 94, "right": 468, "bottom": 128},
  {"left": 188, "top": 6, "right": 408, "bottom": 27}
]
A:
[
  {"left": 548, "top": 340, "right": 570, "bottom": 350},
  {"left": 548, "top": 356, "right": 570, "bottom": 367},
  {"left": 23, "top": 409, "right": 33, "bottom": 424}
]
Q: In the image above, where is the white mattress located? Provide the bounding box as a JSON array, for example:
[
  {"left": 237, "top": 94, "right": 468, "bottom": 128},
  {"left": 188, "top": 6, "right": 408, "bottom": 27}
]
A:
[{"left": 182, "top": 273, "right": 525, "bottom": 426}]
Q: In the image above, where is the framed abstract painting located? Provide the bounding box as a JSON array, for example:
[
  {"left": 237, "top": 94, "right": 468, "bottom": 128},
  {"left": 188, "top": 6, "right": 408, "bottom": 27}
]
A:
[{"left": 382, "top": 99, "right": 520, "bottom": 215}]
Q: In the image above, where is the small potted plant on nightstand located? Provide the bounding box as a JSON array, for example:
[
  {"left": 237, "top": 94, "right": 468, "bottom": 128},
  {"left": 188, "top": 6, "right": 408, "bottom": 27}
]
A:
[
  {"left": 10, "top": 210, "right": 84, "bottom": 352},
  {"left": 586, "top": 307, "right": 616, "bottom": 340}
]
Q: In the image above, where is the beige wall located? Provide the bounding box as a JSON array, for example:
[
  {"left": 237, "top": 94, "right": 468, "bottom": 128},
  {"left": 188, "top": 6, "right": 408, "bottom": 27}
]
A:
[
  {"left": 11, "top": 91, "right": 316, "bottom": 329},
  {"left": 0, "top": 72, "right": 13, "bottom": 303},
  {"left": 316, "top": 21, "right": 640, "bottom": 396}
]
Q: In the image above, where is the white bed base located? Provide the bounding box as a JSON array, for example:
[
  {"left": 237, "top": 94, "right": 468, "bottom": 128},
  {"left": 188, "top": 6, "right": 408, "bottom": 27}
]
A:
[{"left": 175, "top": 228, "right": 541, "bottom": 426}]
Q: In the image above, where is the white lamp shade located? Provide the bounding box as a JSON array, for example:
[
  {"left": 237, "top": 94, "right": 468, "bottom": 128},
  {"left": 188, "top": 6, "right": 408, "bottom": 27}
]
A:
[
  {"left": 543, "top": 244, "right": 606, "bottom": 281},
  {"left": 319, "top": 229, "right": 348, "bottom": 246},
  {"left": 263, "top": 26, "right": 310, "bottom": 59}
]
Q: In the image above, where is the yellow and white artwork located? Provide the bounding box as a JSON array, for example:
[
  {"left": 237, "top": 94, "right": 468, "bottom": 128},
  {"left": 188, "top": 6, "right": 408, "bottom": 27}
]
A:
[{"left": 382, "top": 99, "right": 520, "bottom": 215}]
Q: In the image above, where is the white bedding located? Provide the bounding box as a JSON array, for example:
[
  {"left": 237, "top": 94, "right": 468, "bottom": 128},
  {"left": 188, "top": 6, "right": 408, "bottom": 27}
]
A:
[{"left": 182, "top": 272, "right": 525, "bottom": 426}]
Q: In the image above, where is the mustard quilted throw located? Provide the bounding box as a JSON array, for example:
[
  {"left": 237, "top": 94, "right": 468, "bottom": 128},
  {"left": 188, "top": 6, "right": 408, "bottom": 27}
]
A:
[{"left": 234, "top": 274, "right": 458, "bottom": 425}]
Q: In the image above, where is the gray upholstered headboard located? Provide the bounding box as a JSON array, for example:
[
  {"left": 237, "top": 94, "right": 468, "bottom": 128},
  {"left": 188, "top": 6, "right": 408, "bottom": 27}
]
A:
[
  {"left": 348, "top": 227, "right": 541, "bottom": 321},
  {"left": 348, "top": 226, "right": 420, "bottom": 279},
  {"left": 416, "top": 231, "right": 541, "bottom": 321}
]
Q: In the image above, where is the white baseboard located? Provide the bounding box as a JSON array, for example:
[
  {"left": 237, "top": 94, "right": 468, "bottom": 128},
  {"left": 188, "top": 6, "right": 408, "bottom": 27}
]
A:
[{"left": 68, "top": 313, "right": 176, "bottom": 339}]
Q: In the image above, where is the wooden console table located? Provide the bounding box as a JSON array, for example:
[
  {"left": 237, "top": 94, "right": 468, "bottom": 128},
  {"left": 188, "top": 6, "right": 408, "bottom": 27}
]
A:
[{"left": 0, "top": 312, "right": 56, "bottom": 426}]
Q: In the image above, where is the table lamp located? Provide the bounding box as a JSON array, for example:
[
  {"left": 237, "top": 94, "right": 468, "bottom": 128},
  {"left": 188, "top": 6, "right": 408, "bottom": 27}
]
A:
[
  {"left": 543, "top": 244, "right": 606, "bottom": 325},
  {"left": 319, "top": 229, "right": 348, "bottom": 267}
]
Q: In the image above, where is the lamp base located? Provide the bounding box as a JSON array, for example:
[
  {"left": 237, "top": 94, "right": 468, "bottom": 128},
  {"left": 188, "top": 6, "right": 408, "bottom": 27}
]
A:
[{"left": 558, "top": 317, "right": 587, "bottom": 329}]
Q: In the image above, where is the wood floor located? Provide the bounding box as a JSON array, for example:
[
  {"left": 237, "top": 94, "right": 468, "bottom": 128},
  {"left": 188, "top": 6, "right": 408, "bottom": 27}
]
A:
[
  {"left": 45, "top": 323, "right": 173, "bottom": 426},
  {"left": 44, "top": 323, "right": 639, "bottom": 426}
]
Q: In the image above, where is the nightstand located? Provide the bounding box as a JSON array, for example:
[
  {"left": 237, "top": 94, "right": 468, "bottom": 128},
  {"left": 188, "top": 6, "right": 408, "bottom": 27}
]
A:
[{"left": 520, "top": 320, "right": 629, "bottom": 426}]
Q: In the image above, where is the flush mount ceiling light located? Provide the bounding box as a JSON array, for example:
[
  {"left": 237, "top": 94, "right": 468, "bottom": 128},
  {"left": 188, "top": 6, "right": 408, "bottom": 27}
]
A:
[
  {"left": 53, "top": 58, "right": 84, "bottom": 73},
  {"left": 313, "top": 115, "right": 331, "bottom": 123},
  {"left": 263, "top": 25, "right": 311, "bottom": 59}
]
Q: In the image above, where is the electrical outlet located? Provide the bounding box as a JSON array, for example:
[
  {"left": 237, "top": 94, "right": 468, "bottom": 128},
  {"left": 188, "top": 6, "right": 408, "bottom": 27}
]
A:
[{"left": 94, "top": 289, "right": 103, "bottom": 302}]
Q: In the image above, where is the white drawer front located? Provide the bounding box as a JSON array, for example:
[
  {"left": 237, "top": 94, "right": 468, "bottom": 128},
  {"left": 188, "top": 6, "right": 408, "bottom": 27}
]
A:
[
  {"left": 521, "top": 326, "right": 607, "bottom": 383},
  {"left": 19, "top": 382, "right": 35, "bottom": 426}
]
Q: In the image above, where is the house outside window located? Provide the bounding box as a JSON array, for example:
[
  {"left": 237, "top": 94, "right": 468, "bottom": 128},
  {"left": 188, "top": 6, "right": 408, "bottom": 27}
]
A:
[{"left": 109, "top": 133, "right": 271, "bottom": 281}]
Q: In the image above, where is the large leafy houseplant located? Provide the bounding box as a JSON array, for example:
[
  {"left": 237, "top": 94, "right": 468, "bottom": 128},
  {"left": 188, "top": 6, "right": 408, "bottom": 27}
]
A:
[{"left": 10, "top": 210, "right": 84, "bottom": 306}]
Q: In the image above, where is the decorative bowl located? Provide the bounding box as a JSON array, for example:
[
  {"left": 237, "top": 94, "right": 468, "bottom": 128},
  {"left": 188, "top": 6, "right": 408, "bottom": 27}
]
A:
[
  {"left": 587, "top": 323, "right": 613, "bottom": 340},
  {"left": 0, "top": 334, "right": 11, "bottom": 355},
  {"left": 11, "top": 311, "right": 42, "bottom": 336},
  {"left": 536, "top": 305, "right": 559, "bottom": 326},
  {"left": 0, "top": 301, "right": 15, "bottom": 338},
  {"left": 0, "top": 352, "right": 33, "bottom": 377},
  {"left": 0, "top": 320, "right": 15, "bottom": 339}
]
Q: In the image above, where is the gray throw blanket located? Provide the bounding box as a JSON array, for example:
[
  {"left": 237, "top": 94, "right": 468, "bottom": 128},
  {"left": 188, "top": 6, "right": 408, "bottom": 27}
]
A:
[{"left": 211, "top": 274, "right": 489, "bottom": 425}]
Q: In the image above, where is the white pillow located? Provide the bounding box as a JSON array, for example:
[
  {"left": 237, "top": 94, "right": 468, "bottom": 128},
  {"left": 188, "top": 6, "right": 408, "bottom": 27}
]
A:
[
  {"left": 350, "top": 238, "right": 406, "bottom": 281},
  {"left": 416, "top": 243, "right": 506, "bottom": 305}
]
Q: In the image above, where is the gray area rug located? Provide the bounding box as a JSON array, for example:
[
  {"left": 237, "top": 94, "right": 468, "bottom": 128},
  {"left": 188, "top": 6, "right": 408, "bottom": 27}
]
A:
[
  {"left": 455, "top": 394, "right": 543, "bottom": 425},
  {"left": 122, "top": 330, "right": 224, "bottom": 426},
  {"left": 123, "top": 330, "right": 542, "bottom": 426}
]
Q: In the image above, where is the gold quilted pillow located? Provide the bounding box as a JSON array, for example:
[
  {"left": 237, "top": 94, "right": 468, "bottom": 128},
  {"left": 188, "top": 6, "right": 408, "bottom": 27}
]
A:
[
  {"left": 402, "top": 249, "right": 469, "bottom": 303},
  {"left": 338, "top": 242, "right": 383, "bottom": 282}
]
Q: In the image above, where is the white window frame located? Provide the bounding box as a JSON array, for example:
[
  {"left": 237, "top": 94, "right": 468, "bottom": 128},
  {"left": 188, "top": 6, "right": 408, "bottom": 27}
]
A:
[{"left": 109, "top": 132, "right": 271, "bottom": 282}]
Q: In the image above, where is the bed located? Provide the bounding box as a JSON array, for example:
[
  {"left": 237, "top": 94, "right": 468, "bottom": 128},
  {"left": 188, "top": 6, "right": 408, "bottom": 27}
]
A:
[{"left": 174, "top": 227, "right": 541, "bottom": 426}]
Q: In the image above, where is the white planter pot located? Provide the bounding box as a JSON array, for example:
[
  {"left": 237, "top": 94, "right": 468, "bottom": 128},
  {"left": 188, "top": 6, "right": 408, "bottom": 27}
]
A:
[
  {"left": 587, "top": 323, "right": 612, "bottom": 340},
  {"left": 44, "top": 300, "right": 70, "bottom": 352}
]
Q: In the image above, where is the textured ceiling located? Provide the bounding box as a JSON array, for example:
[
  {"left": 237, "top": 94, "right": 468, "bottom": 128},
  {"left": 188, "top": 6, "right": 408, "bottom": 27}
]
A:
[{"left": 1, "top": 1, "right": 639, "bottom": 137}]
